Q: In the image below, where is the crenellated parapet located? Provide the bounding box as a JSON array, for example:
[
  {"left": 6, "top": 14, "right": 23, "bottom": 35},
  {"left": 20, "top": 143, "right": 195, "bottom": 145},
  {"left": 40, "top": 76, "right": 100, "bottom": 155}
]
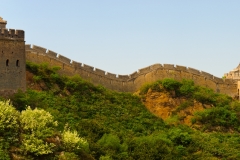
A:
[
  {"left": 25, "top": 44, "right": 131, "bottom": 81},
  {"left": 25, "top": 44, "right": 238, "bottom": 97},
  {"left": 0, "top": 28, "right": 24, "bottom": 40}
]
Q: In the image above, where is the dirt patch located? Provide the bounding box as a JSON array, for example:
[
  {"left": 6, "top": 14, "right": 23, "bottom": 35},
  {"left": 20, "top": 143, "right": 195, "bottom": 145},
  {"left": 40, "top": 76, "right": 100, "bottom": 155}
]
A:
[{"left": 141, "top": 89, "right": 211, "bottom": 126}]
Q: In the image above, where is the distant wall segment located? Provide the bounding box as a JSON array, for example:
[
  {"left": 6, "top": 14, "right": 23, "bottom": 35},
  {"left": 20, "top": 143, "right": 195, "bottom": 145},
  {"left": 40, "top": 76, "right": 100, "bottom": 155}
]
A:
[{"left": 25, "top": 44, "right": 238, "bottom": 97}]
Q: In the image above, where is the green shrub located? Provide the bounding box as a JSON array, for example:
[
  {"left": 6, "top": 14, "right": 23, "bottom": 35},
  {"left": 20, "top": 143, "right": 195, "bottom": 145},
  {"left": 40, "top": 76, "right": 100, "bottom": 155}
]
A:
[
  {"left": 213, "top": 94, "right": 232, "bottom": 107},
  {"left": 150, "top": 80, "right": 162, "bottom": 92},
  {"left": 96, "top": 134, "right": 129, "bottom": 159},
  {"left": 0, "top": 100, "right": 20, "bottom": 142},
  {"left": 193, "top": 106, "right": 239, "bottom": 130},
  {"left": 20, "top": 107, "right": 58, "bottom": 155},
  {"left": 191, "top": 132, "right": 240, "bottom": 159},
  {"left": 0, "top": 146, "right": 10, "bottom": 160},
  {"left": 26, "top": 61, "right": 39, "bottom": 74},
  {"left": 179, "top": 79, "right": 195, "bottom": 96},
  {"left": 21, "top": 134, "right": 56, "bottom": 155},
  {"left": 33, "top": 75, "right": 42, "bottom": 82},
  {"left": 140, "top": 81, "right": 162, "bottom": 95},
  {"left": 97, "top": 134, "right": 121, "bottom": 151},
  {"left": 99, "top": 155, "right": 112, "bottom": 160},
  {"left": 167, "top": 128, "right": 192, "bottom": 146},
  {"left": 128, "top": 134, "right": 172, "bottom": 160},
  {"left": 193, "top": 87, "right": 216, "bottom": 104},
  {"left": 162, "top": 78, "right": 181, "bottom": 91},
  {"left": 139, "top": 83, "right": 152, "bottom": 95},
  {"left": 62, "top": 126, "right": 89, "bottom": 152},
  {"left": 11, "top": 90, "right": 29, "bottom": 111},
  {"left": 58, "top": 152, "right": 79, "bottom": 160}
]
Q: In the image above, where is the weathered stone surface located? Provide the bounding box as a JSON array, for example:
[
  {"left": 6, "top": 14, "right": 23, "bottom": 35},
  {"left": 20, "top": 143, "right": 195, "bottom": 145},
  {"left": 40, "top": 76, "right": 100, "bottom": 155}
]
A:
[{"left": 0, "top": 28, "right": 26, "bottom": 95}]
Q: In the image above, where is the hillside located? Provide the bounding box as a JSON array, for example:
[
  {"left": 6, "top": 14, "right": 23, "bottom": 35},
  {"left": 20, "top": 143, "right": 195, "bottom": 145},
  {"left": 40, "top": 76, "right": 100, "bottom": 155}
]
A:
[
  {"left": 138, "top": 79, "right": 240, "bottom": 132},
  {"left": 0, "top": 61, "right": 240, "bottom": 159},
  {"left": 140, "top": 88, "right": 212, "bottom": 125}
]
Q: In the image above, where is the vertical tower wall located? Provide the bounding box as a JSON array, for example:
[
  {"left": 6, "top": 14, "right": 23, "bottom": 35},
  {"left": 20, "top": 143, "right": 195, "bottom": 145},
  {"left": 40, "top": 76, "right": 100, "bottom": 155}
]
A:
[{"left": 0, "top": 29, "right": 26, "bottom": 96}]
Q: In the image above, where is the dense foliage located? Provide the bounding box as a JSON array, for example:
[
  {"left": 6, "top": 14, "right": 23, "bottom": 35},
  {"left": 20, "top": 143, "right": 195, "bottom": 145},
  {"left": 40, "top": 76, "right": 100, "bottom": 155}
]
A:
[
  {"left": 0, "top": 101, "right": 89, "bottom": 159},
  {"left": 0, "top": 61, "right": 239, "bottom": 159}
]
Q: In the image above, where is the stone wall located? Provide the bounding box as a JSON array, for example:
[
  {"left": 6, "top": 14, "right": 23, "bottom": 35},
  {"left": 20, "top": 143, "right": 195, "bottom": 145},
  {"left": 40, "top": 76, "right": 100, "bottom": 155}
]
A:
[
  {"left": 0, "top": 29, "right": 26, "bottom": 95},
  {"left": 25, "top": 44, "right": 238, "bottom": 97}
]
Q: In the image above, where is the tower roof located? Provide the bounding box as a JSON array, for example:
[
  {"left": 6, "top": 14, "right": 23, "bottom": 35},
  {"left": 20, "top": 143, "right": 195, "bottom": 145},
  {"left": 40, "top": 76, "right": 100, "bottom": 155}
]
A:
[{"left": 0, "top": 17, "right": 7, "bottom": 24}]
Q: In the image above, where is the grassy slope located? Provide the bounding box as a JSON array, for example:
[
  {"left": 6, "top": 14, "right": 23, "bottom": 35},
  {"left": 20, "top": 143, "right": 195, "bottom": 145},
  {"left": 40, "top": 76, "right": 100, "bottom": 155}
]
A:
[{"left": 10, "top": 62, "right": 240, "bottom": 159}]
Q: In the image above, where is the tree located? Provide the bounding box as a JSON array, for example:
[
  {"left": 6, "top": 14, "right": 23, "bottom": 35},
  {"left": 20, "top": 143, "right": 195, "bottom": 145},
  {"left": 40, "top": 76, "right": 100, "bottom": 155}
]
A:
[
  {"left": 0, "top": 100, "right": 20, "bottom": 142},
  {"left": 0, "top": 100, "right": 89, "bottom": 158},
  {"left": 62, "top": 126, "right": 89, "bottom": 152},
  {"left": 20, "top": 106, "right": 58, "bottom": 155}
]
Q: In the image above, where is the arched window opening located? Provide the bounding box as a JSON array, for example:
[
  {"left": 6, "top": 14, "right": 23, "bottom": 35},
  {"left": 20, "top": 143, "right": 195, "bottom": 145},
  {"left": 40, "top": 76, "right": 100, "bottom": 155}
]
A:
[
  {"left": 6, "top": 59, "right": 9, "bottom": 66},
  {"left": 16, "top": 60, "right": 19, "bottom": 67}
]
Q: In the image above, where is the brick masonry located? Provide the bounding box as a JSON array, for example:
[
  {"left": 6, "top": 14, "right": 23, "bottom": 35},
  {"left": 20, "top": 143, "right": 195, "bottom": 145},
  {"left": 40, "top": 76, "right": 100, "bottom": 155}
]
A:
[
  {"left": 0, "top": 28, "right": 26, "bottom": 96},
  {"left": 25, "top": 44, "right": 238, "bottom": 97}
]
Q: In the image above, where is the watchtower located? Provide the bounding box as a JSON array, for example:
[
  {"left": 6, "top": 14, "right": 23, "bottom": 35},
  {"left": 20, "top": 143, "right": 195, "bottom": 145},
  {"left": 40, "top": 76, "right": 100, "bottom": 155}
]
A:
[
  {"left": 0, "top": 17, "right": 26, "bottom": 96},
  {"left": 224, "top": 64, "right": 240, "bottom": 100}
]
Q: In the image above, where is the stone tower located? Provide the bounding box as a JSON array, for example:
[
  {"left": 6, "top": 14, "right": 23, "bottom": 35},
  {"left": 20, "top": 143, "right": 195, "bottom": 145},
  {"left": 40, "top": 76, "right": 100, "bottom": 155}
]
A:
[
  {"left": 224, "top": 64, "right": 240, "bottom": 100},
  {"left": 0, "top": 17, "right": 26, "bottom": 96}
]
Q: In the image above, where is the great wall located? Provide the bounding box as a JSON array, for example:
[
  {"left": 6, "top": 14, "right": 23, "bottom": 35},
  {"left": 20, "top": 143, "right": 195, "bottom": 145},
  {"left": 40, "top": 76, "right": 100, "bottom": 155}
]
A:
[
  {"left": 0, "top": 16, "right": 239, "bottom": 98},
  {"left": 25, "top": 44, "right": 238, "bottom": 97}
]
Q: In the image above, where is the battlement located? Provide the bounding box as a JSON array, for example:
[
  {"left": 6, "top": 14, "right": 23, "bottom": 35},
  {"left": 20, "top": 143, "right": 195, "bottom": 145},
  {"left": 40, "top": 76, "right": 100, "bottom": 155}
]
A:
[
  {"left": 26, "top": 44, "right": 131, "bottom": 80},
  {"left": 25, "top": 44, "right": 238, "bottom": 96},
  {"left": 0, "top": 28, "right": 24, "bottom": 39},
  {"left": 25, "top": 44, "right": 236, "bottom": 84}
]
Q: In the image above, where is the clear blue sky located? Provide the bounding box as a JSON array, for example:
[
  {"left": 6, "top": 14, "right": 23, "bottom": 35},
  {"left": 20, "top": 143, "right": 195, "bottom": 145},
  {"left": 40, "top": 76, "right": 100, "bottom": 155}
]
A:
[{"left": 1, "top": 1, "right": 240, "bottom": 77}]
